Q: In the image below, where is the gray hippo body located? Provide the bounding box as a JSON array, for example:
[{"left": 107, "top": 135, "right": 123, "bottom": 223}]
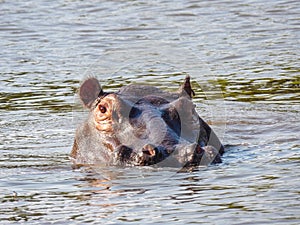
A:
[{"left": 71, "top": 76, "right": 224, "bottom": 168}]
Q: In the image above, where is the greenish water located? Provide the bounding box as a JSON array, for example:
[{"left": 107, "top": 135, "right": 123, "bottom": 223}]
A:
[{"left": 0, "top": 0, "right": 299, "bottom": 224}]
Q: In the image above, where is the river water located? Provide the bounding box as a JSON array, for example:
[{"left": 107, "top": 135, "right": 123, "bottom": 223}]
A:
[{"left": 0, "top": 0, "right": 299, "bottom": 224}]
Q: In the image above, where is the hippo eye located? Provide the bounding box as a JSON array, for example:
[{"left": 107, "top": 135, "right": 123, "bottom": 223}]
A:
[{"left": 99, "top": 105, "right": 107, "bottom": 113}]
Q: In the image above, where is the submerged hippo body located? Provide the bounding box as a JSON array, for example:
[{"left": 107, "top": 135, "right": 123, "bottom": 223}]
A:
[{"left": 71, "top": 76, "right": 224, "bottom": 168}]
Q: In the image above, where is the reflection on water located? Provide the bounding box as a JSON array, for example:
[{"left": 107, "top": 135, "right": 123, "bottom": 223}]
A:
[
  {"left": 0, "top": 0, "right": 300, "bottom": 224},
  {"left": 218, "top": 76, "right": 300, "bottom": 103}
]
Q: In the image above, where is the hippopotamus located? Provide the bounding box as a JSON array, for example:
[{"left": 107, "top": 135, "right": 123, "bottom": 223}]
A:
[{"left": 71, "top": 76, "right": 224, "bottom": 168}]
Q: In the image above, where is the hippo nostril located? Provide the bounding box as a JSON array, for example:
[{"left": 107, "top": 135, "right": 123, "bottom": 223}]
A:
[{"left": 142, "top": 144, "right": 156, "bottom": 157}]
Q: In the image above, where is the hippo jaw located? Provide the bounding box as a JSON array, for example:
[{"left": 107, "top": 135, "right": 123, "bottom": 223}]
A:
[{"left": 71, "top": 76, "right": 224, "bottom": 168}]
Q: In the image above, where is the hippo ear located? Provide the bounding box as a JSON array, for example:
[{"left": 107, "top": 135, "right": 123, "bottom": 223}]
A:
[
  {"left": 178, "top": 75, "right": 195, "bottom": 98},
  {"left": 79, "top": 77, "right": 103, "bottom": 108}
]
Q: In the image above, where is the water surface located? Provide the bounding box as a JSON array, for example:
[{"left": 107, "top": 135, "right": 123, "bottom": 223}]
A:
[{"left": 0, "top": 0, "right": 299, "bottom": 224}]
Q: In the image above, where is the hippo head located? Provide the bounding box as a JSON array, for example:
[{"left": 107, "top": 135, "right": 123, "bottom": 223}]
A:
[{"left": 71, "top": 76, "right": 224, "bottom": 168}]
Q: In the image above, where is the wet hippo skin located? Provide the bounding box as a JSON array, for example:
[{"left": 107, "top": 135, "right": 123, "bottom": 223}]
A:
[{"left": 71, "top": 76, "right": 224, "bottom": 168}]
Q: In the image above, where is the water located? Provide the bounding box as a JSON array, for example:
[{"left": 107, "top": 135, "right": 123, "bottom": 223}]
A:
[{"left": 1, "top": 0, "right": 299, "bottom": 224}]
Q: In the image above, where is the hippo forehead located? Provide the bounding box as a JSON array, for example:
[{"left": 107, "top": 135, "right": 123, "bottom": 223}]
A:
[{"left": 115, "top": 84, "right": 180, "bottom": 104}]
